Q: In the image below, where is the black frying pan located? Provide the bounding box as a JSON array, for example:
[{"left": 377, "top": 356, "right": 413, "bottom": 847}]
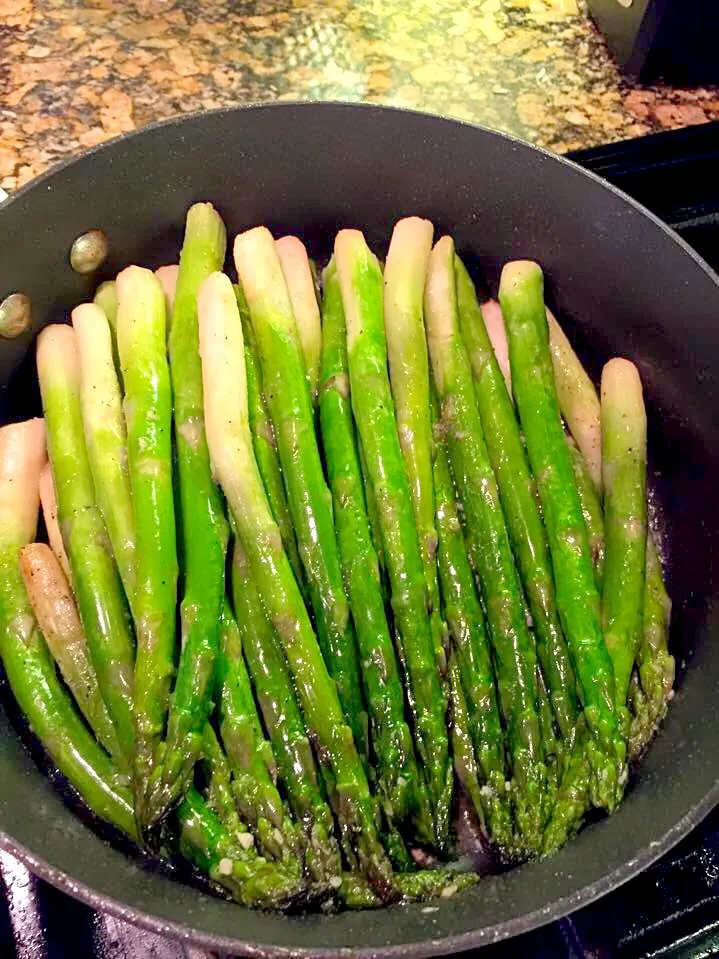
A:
[{"left": 0, "top": 102, "right": 718, "bottom": 957}]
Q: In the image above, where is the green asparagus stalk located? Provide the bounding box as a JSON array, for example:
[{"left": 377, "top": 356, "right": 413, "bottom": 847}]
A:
[
  {"left": 198, "top": 270, "right": 396, "bottom": 900},
  {"left": 547, "top": 314, "right": 673, "bottom": 754},
  {"left": 276, "top": 235, "right": 322, "bottom": 405},
  {"left": 116, "top": 266, "right": 178, "bottom": 824},
  {"left": 600, "top": 358, "right": 647, "bottom": 713},
  {"left": 480, "top": 299, "right": 512, "bottom": 395},
  {"left": 384, "top": 217, "right": 448, "bottom": 674},
  {"left": 201, "top": 723, "right": 245, "bottom": 837},
  {"left": 37, "top": 325, "right": 135, "bottom": 771},
  {"left": 455, "top": 256, "right": 578, "bottom": 742},
  {"left": 233, "top": 283, "right": 304, "bottom": 587},
  {"left": 71, "top": 303, "right": 136, "bottom": 606},
  {"left": 498, "top": 261, "right": 625, "bottom": 810},
  {"left": 94, "top": 280, "right": 118, "bottom": 332},
  {"left": 334, "top": 229, "right": 452, "bottom": 852},
  {"left": 230, "top": 538, "right": 342, "bottom": 886},
  {"left": 567, "top": 436, "right": 605, "bottom": 585},
  {"left": 629, "top": 538, "right": 674, "bottom": 758},
  {"left": 177, "top": 786, "right": 305, "bottom": 910},
  {"left": 319, "top": 259, "right": 419, "bottom": 828},
  {"left": 0, "top": 419, "right": 136, "bottom": 838},
  {"left": 547, "top": 310, "right": 602, "bottom": 490},
  {"left": 234, "top": 227, "right": 368, "bottom": 759},
  {"left": 20, "top": 542, "right": 122, "bottom": 761},
  {"left": 341, "top": 866, "right": 478, "bottom": 908},
  {"left": 38, "top": 461, "right": 71, "bottom": 582},
  {"left": 432, "top": 406, "right": 512, "bottom": 851},
  {"left": 215, "top": 600, "right": 301, "bottom": 860},
  {"left": 424, "top": 237, "right": 545, "bottom": 854},
  {"left": 143, "top": 206, "right": 228, "bottom": 827},
  {"left": 93, "top": 280, "right": 121, "bottom": 382},
  {"left": 541, "top": 718, "right": 592, "bottom": 856},
  {"left": 155, "top": 264, "right": 179, "bottom": 317}
]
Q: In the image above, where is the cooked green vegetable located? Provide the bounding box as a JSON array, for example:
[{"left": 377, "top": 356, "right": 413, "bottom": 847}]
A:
[
  {"left": 0, "top": 419, "right": 136, "bottom": 838},
  {"left": 116, "top": 266, "right": 178, "bottom": 824},
  {"left": 235, "top": 227, "right": 368, "bottom": 760},
  {"left": 455, "top": 255, "right": 578, "bottom": 743},
  {"left": 567, "top": 436, "right": 605, "bottom": 585},
  {"left": 37, "top": 324, "right": 135, "bottom": 772},
  {"left": 547, "top": 313, "right": 673, "bottom": 760},
  {"left": 601, "top": 358, "right": 647, "bottom": 716},
  {"left": 72, "top": 303, "right": 136, "bottom": 606},
  {"left": 334, "top": 229, "right": 452, "bottom": 852},
  {"left": 215, "top": 600, "right": 300, "bottom": 860},
  {"left": 432, "top": 404, "right": 512, "bottom": 850},
  {"left": 145, "top": 203, "right": 228, "bottom": 827},
  {"left": 177, "top": 787, "right": 305, "bottom": 910},
  {"left": 198, "top": 269, "right": 396, "bottom": 900},
  {"left": 319, "top": 259, "right": 419, "bottom": 828},
  {"left": 276, "top": 235, "right": 322, "bottom": 404},
  {"left": 230, "top": 538, "right": 342, "bottom": 887},
  {"left": 20, "top": 542, "right": 121, "bottom": 761},
  {"left": 498, "top": 260, "right": 625, "bottom": 811},
  {"left": 547, "top": 310, "right": 602, "bottom": 490},
  {"left": 384, "top": 217, "right": 447, "bottom": 675},
  {"left": 233, "top": 282, "right": 304, "bottom": 587},
  {"left": 424, "top": 237, "right": 545, "bottom": 855},
  {"left": 630, "top": 538, "right": 674, "bottom": 758}
]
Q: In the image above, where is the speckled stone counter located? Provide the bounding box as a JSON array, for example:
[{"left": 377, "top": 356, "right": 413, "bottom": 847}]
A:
[{"left": 1, "top": 0, "right": 718, "bottom": 193}]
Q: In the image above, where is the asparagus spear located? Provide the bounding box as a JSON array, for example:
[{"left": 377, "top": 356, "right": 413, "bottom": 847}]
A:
[
  {"left": 93, "top": 280, "right": 121, "bottom": 382},
  {"left": 424, "top": 237, "right": 545, "bottom": 854},
  {"left": 155, "top": 264, "right": 179, "bottom": 316},
  {"left": 567, "top": 436, "right": 605, "bottom": 585},
  {"left": 144, "top": 204, "right": 228, "bottom": 827},
  {"left": 116, "top": 266, "right": 178, "bottom": 823},
  {"left": 542, "top": 719, "right": 592, "bottom": 856},
  {"left": 432, "top": 406, "right": 512, "bottom": 850},
  {"left": 37, "top": 325, "right": 135, "bottom": 771},
  {"left": 481, "top": 299, "right": 512, "bottom": 395},
  {"left": 215, "top": 600, "right": 301, "bottom": 860},
  {"left": 319, "top": 259, "right": 419, "bottom": 828},
  {"left": 630, "top": 538, "right": 674, "bottom": 758},
  {"left": 547, "top": 310, "right": 602, "bottom": 490},
  {"left": 455, "top": 256, "right": 578, "bottom": 742},
  {"left": 201, "top": 722, "right": 246, "bottom": 837},
  {"left": 384, "top": 218, "right": 448, "bottom": 674},
  {"left": 198, "top": 270, "right": 396, "bottom": 900},
  {"left": 94, "top": 280, "right": 118, "bottom": 332},
  {"left": 234, "top": 228, "right": 368, "bottom": 760},
  {"left": 600, "top": 358, "right": 647, "bottom": 713},
  {"left": 38, "top": 461, "right": 71, "bottom": 582},
  {"left": 334, "top": 229, "right": 452, "bottom": 852},
  {"left": 233, "top": 283, "right": 304, "bottom": 587},
  {"left": 343, "top": 867, "right": 478, "bottom": 907},
  {"left": 547, "top": 314, "right": 673, "bottom": 750},
  {"left": 230, "top": 538, "right": 342, "bottom": 886},
  {"left": 72, "top": 303, "right": 136, "bottom": 605},
  {"left": 0, "top": 419, "right": 136, "bottom": 837},
  {"left": 20, "top": 542, "right": 121, "bottom": 760},
  {"left": 499, "top": 261, "right": 625, "bottom": 810},
  {"left": 178, "top": 786, "right": 305, "bottom": 910},
  {"left": 276, "top": 236, "right": 322, "bottom": 405}
]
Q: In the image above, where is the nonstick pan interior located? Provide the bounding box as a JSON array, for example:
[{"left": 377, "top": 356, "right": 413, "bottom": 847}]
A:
[{"left": 0, "top": 103, "right": 718, "bottom": 957}]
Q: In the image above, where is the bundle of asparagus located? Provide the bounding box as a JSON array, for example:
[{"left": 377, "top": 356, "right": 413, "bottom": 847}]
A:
[{"left": 0, "top": 204, "right": 673, "bottom": 912}]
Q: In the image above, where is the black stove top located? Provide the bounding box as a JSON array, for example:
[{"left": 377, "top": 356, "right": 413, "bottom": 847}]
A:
[{"left": 2, "top": 120, "right": 719, "bottom": 959}]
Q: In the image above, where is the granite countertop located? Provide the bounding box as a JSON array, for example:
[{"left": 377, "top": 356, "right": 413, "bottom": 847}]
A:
[{"left": 1, "top": 0, "right": 718, "bottom": 193}]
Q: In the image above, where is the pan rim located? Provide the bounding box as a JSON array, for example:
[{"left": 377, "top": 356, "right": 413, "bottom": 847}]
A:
[{"left": 1, "top": 99, "right": 718, "bottom": 956}]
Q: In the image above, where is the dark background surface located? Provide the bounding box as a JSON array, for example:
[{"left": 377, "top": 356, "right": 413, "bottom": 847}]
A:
[{"left": 1, "top": 119, "right": 719, "bottom": 959}]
